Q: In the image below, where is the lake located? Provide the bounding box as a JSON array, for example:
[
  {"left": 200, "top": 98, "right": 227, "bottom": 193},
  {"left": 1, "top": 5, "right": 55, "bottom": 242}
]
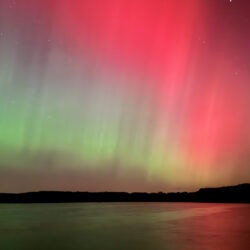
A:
[{"left": 0, "top": 203, "right": 249, "bottom": 250}]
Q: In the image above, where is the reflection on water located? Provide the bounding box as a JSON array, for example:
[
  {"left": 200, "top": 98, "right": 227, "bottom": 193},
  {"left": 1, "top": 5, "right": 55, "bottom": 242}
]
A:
[{"left": 0, "top": 203, "right": 249, "bottom": 250}]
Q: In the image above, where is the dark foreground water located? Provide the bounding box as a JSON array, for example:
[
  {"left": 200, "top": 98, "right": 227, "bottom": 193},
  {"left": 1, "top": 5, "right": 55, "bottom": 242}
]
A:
[{"left": 0, "top": 203, "right": 249, "bottom": 250}]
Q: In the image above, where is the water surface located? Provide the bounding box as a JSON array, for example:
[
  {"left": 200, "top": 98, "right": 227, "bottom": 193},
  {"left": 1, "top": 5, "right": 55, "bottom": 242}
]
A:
[{"left": 0, "top": 203, "right": 249, "bottom": 250}]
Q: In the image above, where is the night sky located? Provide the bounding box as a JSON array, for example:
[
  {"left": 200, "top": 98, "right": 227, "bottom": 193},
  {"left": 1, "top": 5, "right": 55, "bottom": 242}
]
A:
[{"left": 0, "top": 0, "right": 249, "bottom": 192}]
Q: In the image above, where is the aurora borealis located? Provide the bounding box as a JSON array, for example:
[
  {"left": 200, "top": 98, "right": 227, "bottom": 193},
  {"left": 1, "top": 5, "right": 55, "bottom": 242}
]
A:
[{"left": 0, "top": 0, "right": 249, "bottom": 192}]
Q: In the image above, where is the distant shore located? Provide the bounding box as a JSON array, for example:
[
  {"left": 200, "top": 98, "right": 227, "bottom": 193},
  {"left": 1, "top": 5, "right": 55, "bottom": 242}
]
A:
[{"left": 0, "top": 183, "right": 249, "bottom": 203}]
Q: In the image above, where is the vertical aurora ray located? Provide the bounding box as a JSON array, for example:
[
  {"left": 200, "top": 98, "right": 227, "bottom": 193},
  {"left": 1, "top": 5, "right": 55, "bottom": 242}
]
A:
[{"left": 0, "top": 0, "right": 249, "bottom": 192}]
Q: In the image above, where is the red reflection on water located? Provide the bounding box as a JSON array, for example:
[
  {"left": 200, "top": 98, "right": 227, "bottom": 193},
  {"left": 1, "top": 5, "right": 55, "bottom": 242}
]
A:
[{"left": 176, "top": 204, "right": 250, "bottom": 250}]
